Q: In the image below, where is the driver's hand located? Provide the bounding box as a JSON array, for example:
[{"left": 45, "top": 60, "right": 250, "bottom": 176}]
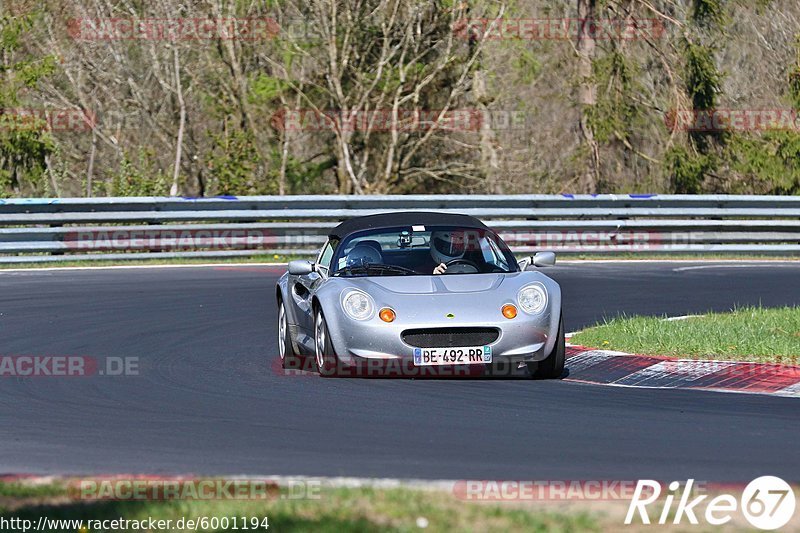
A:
[{"left": 433, "top": 263, "right": 447, "bottom": 275}]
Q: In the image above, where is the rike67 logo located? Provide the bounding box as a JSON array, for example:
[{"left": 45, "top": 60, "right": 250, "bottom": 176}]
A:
[{"left": 626, "top": 477, "right": 796, "bottom": 530}]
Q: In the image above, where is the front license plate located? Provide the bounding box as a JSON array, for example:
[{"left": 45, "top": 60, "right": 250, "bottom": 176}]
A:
[{"left": 413, "top": 346, "right": 492, "bottom": 366}]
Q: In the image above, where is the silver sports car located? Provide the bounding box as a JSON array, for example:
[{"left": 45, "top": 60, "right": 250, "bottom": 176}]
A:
[{"left": 276, "top": 212, "right": 564, "bottom": 378}]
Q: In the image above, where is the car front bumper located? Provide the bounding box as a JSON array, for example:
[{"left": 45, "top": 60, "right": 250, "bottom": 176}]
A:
[{"left": 325, "top": 309, "right": 557, "bottom": 368}]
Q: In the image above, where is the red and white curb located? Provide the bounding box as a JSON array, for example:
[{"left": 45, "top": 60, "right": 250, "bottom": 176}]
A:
[{"left": 564, "top": 345, "right": 800, "bottom": 397}]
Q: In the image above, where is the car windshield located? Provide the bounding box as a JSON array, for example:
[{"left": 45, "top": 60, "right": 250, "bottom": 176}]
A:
[{"left": 332, "top": 225, "right": 518, "bottom": 276}]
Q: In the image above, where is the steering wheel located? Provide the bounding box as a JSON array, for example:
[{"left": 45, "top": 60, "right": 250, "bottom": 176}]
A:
[{"left": 444, "top": 258, "right": 480, "bottom": 273}]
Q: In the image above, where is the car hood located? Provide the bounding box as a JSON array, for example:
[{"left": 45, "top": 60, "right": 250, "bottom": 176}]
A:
[{"left": 342, "top": 273, "right": 510, "bottom": 294}]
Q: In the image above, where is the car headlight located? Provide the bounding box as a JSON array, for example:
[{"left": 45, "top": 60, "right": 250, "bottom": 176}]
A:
[
  {"left": 517, "top": 284, "right": 547, "bottom": 314},
  {"left": 341, "top": 290, "right": 375, "bottom": 320}
]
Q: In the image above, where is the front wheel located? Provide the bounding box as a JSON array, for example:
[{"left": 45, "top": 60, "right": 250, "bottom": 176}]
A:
[
  {"left": 528, "top": 314, "right": 565, "bottom": 379},
  {"left": 278, "top": 299, "right": 298, "bottom": 369},
  {"left": 314, "top": 308, "right": 340, "bottom": 377}
]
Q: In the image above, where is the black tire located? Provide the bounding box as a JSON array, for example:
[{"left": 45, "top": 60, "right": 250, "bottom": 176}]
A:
[
  {"left": 529, "top": 314, "right": 565, "bottom": 379},
  {"left": 314, "top": 307, "right": 340, "bottom": 377},
  {"left": 278, "top": 298, "right": 298, "bottom": 370}
]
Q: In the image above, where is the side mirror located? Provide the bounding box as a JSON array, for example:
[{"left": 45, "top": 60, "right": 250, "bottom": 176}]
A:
[
  {"left": 288, "top": 259, "right": 315, "bottom": 275},
  {"left": 532, "top": 251, "right": 556, "bottom": 268},
  {"left": 518, "top": 256, "right": 532, "bottom": 270}
]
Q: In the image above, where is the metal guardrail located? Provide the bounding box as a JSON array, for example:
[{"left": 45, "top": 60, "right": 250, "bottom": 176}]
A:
[{"left": 0, "top": 194, "right": 798, "bottom": 263}]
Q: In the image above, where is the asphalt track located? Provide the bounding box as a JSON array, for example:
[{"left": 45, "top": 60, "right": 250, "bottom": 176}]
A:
[{"left": 1, "top": 261, "right": 799, "bottom": 482}]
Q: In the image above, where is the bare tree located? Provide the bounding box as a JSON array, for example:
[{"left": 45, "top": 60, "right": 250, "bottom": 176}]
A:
[{"left": 268, "top": 0, "right": 507, "bottom": 193}]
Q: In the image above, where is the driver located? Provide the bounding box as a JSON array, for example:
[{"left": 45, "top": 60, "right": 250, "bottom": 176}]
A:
[{"left": 430, "top": 230, "right": 466, "bottom": 274}]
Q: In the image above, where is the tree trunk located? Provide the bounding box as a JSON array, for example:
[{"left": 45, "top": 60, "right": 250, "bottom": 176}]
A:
[
  {"left": 577, "top": 0, "right": 600, "bottom": 193},
  {"left": 473, "top": 71, "right": 499, "bottom": 192},
  {"left": 170, "top": 47, "right": 185, "bottom": 197},
  {"left": 86, "top": 127, "right": 96, "bottom": 197}
]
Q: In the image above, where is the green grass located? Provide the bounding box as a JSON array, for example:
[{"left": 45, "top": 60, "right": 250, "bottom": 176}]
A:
[
  {"left": 0, "top": 482, "right": 600, "bottom": 532},
  {"left": 570, "top": 306, "right": 800, "bottom": 363},
  {"left": 0, "top": 255, "right": 303, "bottom": 269},
  {"left": 0, "top": 482, "right": 65, "bottom": 499},
  {"left": 560, "top": 253, "right": 800, "bottom": 261}
]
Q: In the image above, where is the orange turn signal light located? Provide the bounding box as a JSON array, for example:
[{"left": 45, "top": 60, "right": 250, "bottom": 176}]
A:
[
  {"left": 379, "top": 308, "right": 396, "bottom": 323},
  {"left": 502, "top": 304, "right": 517, "bottom": 319}
]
